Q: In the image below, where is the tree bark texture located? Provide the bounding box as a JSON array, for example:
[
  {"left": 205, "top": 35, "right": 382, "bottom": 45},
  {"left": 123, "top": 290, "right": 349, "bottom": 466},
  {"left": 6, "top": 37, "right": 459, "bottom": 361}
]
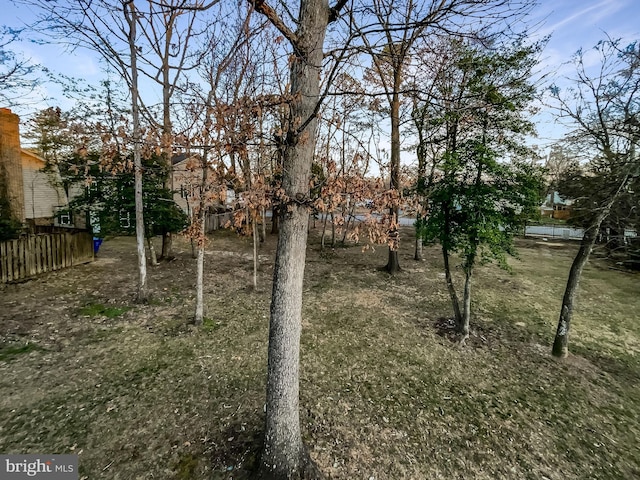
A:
[
  {"left": 271, "top": 205, "right": 279, "bottom": 235},
  {"left": 194, "top": 233, "right": 205, "bottom": 326},
  {"left": 552, "top": 172, "right": 631, "bottom": 357},
  {"left": 552, "top": 223, "right": 598, "bottom": 357},
  {"left": 259, "top": 1, "right": 329, "bottom": 478},
  {"left": 147, "top": 237, "right": 158, "bottom": 266},
  {"left": 414, "top": 216, "right": 423, "bottom": 261},
  {"left": 194, "top": 196, "right": 207, "bottom": 326},
  {"left": 442, "top": 244, "right": 462, "bottom": 326},
  {"left": 160, "top": 42, "right": 174, "bottom": 261},
  {"left": 253, "top": 216, "right": 259, "bottom": 290},
  {"left": 461, "top": 270, "right": 471, "bottom": 343}
]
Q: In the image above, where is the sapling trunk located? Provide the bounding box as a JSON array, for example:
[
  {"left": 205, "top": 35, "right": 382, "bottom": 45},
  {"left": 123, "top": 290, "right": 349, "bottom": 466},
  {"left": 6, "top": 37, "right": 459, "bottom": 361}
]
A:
[
  {"left": 194, "top": 234, "right": 205, "bottom": 326},
  {"left": 253, "top": 217, "right": 258, "bottom": 290},
  {"left": 414, "top": 218, "right": 423, "bottom": 261},
  {"left": 126, "top": 2, "right": 147, "bottom": 303},
  {"left": 552, "top": 224, "right": 597, "bottom": 357},
  {"left": 442, "top": 244, "right": 462, "bottom": 326},
  {"left": 147, "top": 237, "right": 158, "bottom": 266},
  {"left": 461, "top": 269, "right": 472, "bottom": 343}
]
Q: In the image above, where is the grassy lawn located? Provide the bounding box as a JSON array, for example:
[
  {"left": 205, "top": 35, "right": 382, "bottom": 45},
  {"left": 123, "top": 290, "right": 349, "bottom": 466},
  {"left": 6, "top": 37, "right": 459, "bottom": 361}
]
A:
[{"left": 1, "top": 228, "right": 638, "bottom": 479}]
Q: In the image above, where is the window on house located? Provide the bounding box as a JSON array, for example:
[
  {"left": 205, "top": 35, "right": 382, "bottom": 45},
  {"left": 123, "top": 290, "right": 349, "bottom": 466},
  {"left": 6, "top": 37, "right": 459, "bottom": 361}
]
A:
[
  {"left": 54, "top": 206, "right": 72, "bottom": 226},
  {"left": 119, "top": 210, "right": 132, "bottom": 229}
]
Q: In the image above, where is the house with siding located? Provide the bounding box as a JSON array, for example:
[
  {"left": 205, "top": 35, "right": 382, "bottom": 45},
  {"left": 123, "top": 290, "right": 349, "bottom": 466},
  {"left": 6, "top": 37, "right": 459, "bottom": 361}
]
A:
[
  {"left": 0, "top": 108, "right": 76, "bottom": 231},
  {"left": 171, "top": 153, "right": 236, "bottom": 217},
  {"left": 540, "top": 191, "right": 573, "bottom": 220},
  {"left": 21, "top": 148, "right": 70, "bottom": 227}
]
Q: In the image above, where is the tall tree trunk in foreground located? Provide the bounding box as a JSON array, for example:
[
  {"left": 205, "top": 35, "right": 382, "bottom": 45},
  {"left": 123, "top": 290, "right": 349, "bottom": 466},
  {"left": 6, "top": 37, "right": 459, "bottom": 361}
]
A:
[
  {"left": 253, "top": 0, "right": 335, "bottom": 477},
  {"left": 160, "top": 56, "right": 173, "bottom": 259},
  {"left": 125, "top": 0, "right": 148, "bottom": 303}
]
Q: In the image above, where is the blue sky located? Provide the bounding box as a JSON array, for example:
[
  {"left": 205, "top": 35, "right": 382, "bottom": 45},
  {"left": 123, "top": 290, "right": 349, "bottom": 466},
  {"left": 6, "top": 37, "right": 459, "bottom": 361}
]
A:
[
  {"left": 4, "top": 0, "right": 640, "bottom": 153},
  {"left": 531, "top": 0, "right": 639, "bottom": 149}
]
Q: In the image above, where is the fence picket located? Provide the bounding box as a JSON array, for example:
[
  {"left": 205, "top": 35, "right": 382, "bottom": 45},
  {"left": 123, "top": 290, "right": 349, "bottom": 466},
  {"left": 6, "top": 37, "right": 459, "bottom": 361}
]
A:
[{"left": 0, "top": 232, "right": 94, "bottom": 283}]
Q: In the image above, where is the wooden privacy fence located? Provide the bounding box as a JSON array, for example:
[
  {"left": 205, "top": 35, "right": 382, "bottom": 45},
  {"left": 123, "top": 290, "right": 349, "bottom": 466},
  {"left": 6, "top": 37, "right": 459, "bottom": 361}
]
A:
[{"left": 0, "top": 232, "right": 94, "bottom": 283}]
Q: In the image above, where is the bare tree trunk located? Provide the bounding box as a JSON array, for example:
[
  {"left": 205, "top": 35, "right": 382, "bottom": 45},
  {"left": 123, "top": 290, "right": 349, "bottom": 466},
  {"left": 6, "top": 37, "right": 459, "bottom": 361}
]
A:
[
  {"left": 552, "top": 172, "right": 631, "bottom": 357},
  {"left": 260, "top": 206, "right": 266, "bottom": 243},
  {"left": 147, "top": 237, "right": 158, "bottom": 266},
  {"left": 257, "top": 1, "right": 329, "bottom": 477},
  {"left": 320, "top": 211, "right": 328, "bottom": 250},
  {"left": 126, "top": 1, "right": 148, "bottom": 303},
  {"left": 160, "top": 86, "right": 173, "bottom": 261},
  {"left": 330, "top": 211, "right": 335, "bottom": 247},
  {"left": 460, "top": 269, "right": 471, "bottom": 344},
  {"left": 252, "top": 214, "right": 258, "bottom": 290},
  {"left": 414, "top": 214, "right": 423, "bottom": 261},
  {"left": 414, "top": 236, "right": 423, "bottom": 261},
  {"left": 341, "top": 206, "right": 353, "bottom": 244},
  {"left": 271, "top": 205, "right": 279, "bottom": 235},
  {"left": 193, "top": 158, "right": 209, "bottom": 325},
  {"left": 385, "top": 222, "right": 401, "bottom": 273},
  {"left": 551, "top": 222, "right": 598, "bottom": 357},
  {"left": 442, "top": 244, "right": 462, "bottom": 326},
  {"left": 194, "top": 226, "right": 205, "bottom": 326},
  {"left": 385, "top": 85, "right": 402, "bottom": 274},
  {"left": 193, "top": 165, "right": 208, "bottom": 325}
]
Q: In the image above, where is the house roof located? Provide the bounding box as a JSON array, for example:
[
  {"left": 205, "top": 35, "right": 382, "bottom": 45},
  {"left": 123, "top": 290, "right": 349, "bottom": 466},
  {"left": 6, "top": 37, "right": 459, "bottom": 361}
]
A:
[
  {"left": 20, "top": 148, "right": 46, "bottom": 165},
  {"left": 172, "top": 152, "right": 202, "bottom": 165},
  {"left": 545, "top": 191, "right": 572, "bottom": 206}
]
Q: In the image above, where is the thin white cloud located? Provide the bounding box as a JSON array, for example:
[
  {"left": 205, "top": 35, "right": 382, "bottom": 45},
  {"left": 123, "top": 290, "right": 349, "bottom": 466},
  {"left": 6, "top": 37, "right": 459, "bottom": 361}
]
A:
[{"left": 539, "top": 0, "right": 625, "bottom": 38}]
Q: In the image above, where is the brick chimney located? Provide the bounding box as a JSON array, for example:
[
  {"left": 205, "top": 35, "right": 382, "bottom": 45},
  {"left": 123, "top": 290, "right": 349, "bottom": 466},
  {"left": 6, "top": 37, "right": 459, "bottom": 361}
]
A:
[{"left": 0, "top": 107, "right": 25, "bottom": 223}]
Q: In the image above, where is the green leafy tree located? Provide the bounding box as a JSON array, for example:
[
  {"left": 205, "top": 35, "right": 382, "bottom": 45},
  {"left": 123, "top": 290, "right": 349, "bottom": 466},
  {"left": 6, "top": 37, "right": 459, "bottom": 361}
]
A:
[
  {"left": 69, "top": 152, "right": 188, "bottom": 239},
  {"left": 419, "top": 38, "right": 545, "bottom": 342}
]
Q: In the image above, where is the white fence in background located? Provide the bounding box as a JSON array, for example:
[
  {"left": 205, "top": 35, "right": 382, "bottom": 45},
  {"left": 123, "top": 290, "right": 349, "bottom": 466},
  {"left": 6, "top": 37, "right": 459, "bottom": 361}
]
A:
[
  {"left": 524, "top": 225, "right": 637, "bottom": 241},
  {"left": 524, "top": 225, "right": 584, "bottom": 240}
]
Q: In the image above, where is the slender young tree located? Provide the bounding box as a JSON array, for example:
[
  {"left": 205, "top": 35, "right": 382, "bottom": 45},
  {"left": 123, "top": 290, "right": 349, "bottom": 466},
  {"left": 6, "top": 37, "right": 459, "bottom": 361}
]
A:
[
  {"left": 122, "top": 0, "right": 149, "bottom": 301},
  {"left": 185, "top": 4, "right": 256, "bottom": 324},
  {"left": 419, "top": 38, "right": 545, "bottom": 342},
  {"left": 134, "top": 0, "right": 216, "bottom": 260}
]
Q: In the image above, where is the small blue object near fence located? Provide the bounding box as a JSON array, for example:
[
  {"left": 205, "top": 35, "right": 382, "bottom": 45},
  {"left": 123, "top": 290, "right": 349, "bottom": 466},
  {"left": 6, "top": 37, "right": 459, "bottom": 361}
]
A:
[{"left": 93, "top": 237, "right": 103, "bottom": 254}]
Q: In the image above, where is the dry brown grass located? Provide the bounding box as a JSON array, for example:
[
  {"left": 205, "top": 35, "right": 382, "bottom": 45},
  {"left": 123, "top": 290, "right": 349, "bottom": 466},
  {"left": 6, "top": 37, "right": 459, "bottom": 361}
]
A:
[{"left": 1, "top": 228, "right": 639, "bottom": 479}]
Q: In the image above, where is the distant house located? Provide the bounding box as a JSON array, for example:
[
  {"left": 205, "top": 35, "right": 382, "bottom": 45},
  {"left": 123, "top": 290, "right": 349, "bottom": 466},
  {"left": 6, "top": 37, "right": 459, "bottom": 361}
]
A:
[
  {"left": 171, "top": 153, "right": 235, "bottom": 217},
  {"left": 21, "top": 149, "right": 71, "bottom": 228},
  {"left": 541, "top": 191, "right": 573, "bottom": 220},
  {"left": 0, "top": 108, "right": 79, "bottom": 232}
]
